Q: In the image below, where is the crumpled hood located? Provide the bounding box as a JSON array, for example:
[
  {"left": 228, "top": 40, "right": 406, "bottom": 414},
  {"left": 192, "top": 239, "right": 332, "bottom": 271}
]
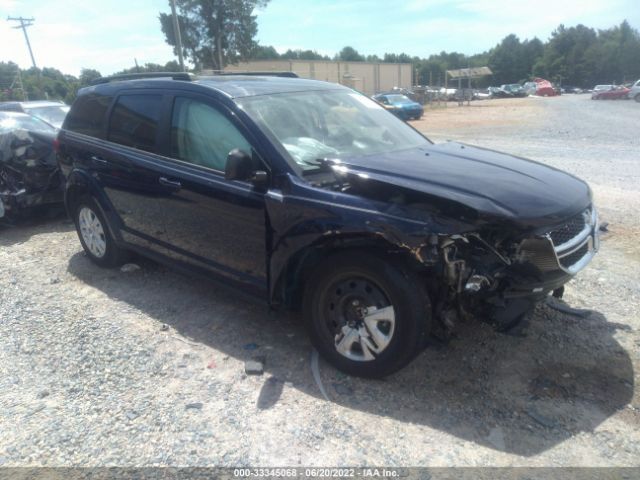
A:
[{"left": 337, "top": 142, "right": 591, "bottom": 227}]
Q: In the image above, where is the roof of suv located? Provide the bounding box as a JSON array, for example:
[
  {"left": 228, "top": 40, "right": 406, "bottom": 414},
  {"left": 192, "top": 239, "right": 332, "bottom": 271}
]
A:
[{"left": 85, "top": 75, "right": 346, "bottom": 99}]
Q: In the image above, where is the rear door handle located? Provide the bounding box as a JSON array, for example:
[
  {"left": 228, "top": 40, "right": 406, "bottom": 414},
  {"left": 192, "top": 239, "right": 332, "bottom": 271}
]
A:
[{"left": 159, "top": 177, "right": 182, "bottom": 189}]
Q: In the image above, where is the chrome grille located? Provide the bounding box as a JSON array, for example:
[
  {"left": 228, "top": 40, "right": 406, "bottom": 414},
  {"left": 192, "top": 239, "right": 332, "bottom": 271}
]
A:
[
  {"left": 549, "top": 207, "right": 598, "bottom": 274},
  {"left": 558, "top": 242, "right": 590, "bottom": 270},
  {"left": 548, "top": 212, "right": 586, "bottom": 246},
  {"left": 518, "top": 207, "right": 599, "bottom": 275}
]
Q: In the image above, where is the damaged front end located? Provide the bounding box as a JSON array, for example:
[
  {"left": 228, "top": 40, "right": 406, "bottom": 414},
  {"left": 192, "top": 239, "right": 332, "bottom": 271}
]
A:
[
  {"left": 428, "top": 206, "right": 600, "bottom": 334},
  {"left": 0, "top": 127, "right": 62, "bottom": 220},
  {"left": 301, "top": 152, "right": 599, "bottom": 336}
]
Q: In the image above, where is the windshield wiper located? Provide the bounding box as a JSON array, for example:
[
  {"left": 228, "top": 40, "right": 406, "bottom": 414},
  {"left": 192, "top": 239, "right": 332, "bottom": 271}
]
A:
[{"left": 300, "top": 158, "right": 338, "bottom": 172}]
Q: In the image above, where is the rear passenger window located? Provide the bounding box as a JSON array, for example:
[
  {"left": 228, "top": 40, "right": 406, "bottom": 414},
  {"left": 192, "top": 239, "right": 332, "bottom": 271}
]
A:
[
  {"left": 65, "top": 93, "right": 111, "bottom": 137},
  {"left": 108, "top": 94, "right": 162, "bottom": 153},
  {"left": 170, "top": 97, "right": 251, "bottom": 171}
]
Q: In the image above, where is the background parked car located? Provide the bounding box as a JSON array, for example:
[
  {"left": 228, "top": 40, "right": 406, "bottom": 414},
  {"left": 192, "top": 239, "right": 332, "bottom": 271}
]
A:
[
  {"left": 561, "top": 85, "right": 584, "bottom": 94},
  {"left": 487, "top": 86, "right": 512, "bottom": 98},
  {"left": 0, "top": 111, "right": 62, "bottom": 220},
  {"left": 438, "top": 88, "right": 458, "bottom": 101},
  {"left": 372, "top": 93, "right": 424, "bottom": 120},
  {"left": 499, "top": 84, "right": 527, "bottom": 97},
  {"left": 627, "top": 79, "right": 640, "bottom": 102},
  {"left": 591, "top": 85, "right": 630, "bottom": 100},
  {"left": 531, "top": 78, "right": 558, "bottom": 97},
  {"left": 473, "top": 89, "right": 492, "bottom": 100},
  {"left": 0, "top": 100, "right": 70, "bottom": 129}
]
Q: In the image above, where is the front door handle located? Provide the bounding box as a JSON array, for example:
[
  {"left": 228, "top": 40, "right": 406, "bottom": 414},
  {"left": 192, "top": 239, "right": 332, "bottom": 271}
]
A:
[{"left": 159, "top": 177, "right": 182, "bottom": 190}]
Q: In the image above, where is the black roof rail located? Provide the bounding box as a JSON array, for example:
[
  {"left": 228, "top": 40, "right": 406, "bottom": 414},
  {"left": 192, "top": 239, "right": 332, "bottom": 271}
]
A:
[
  {"left": 90, "top": 72, "right": 194, "bottom": 85},
  {"left": 201, "top": 70, "right": 299, "bottom": 79}
]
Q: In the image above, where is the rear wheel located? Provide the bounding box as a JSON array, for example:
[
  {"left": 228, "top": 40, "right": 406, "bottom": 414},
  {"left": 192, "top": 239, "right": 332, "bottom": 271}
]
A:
[
  {"left": 73, "top": 196, "right": 128, "bottom": 267},
  {"left": 303, "top": 251, "right": 431, "bottom": 378}
]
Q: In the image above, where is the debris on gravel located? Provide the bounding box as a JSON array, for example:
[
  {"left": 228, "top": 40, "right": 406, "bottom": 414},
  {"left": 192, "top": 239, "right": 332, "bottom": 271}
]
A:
[{"left": 245, "top": 360, "right": 265, "bottom": 376}]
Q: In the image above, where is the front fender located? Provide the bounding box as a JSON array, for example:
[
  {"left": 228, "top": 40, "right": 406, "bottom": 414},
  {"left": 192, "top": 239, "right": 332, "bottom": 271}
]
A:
[{"left": 265, "top": 175, "right": 438, "bottom": 301}]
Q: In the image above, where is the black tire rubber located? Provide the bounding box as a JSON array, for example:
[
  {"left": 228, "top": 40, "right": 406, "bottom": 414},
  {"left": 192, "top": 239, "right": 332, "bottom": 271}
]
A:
[
  {"left": 73, "top": 196, "right": 129, "bottom": 268},
  {"left": 303, "top": 251, "right": 431, "bottom": 378},
  {"left": 635, "top": 94, "right": 640, "bottom": 103}
]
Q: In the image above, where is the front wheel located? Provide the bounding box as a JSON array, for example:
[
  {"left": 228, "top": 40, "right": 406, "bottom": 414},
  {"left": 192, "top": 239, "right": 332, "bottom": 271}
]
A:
[
  {"left": 635, "top": 94, "right": 640, "bottom": 103},
  {"left": 74, "top": 196, "right": 128, "bottom": 267},
  {"left": 303, "top": 252, "right": 431, "bottom": 378}
]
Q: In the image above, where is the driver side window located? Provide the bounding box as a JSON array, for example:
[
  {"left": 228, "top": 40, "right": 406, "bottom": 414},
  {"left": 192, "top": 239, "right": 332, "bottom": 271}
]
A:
[{"left": 170, "top": 97, "right": 251, "bottom": 171}]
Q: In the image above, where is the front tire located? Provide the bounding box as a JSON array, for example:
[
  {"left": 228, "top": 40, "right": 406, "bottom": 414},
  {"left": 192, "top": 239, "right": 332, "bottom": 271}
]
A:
[
  {"left": 303, "top": 251, "right": 431, "bottom": 378},
  {"left": 73, "top": 196, "right": 128, "bottom": 267},
  {"left": 635, "top": 94, "right": 640, "bottom": 103}
]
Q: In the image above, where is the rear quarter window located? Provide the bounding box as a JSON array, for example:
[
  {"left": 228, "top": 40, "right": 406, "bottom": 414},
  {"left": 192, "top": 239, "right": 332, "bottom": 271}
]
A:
[{"left": 64, "top": 93, "right": 112, "bottom": 137}]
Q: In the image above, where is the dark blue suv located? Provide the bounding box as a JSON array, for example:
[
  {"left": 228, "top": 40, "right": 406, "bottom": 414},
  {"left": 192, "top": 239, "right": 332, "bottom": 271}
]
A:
[{"left": 57, "top": 73, "right": 599, "bottom": 377}]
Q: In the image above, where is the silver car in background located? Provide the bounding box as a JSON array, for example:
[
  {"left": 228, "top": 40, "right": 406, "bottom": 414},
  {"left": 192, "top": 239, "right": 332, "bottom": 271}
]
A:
[{"left": 0, "top": 100, "right": 70, "bottom": 129}]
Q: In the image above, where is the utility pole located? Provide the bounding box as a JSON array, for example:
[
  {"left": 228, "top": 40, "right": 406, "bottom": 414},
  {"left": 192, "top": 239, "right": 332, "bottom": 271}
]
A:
[
  {"left": 170, "top": 0, "right": 185, "bottom": 71},
  {"left": 7, "top": 16, "right": 37, "bottom": 69}
]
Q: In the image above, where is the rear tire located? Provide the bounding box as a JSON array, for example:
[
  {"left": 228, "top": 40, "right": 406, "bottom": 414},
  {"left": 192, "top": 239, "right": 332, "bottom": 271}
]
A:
[
  {"left": 303, "top": 251, "right": 431, "bottom": 378},
  {"left": 73, "top": 196, "right": 128, "bottom": 267}
]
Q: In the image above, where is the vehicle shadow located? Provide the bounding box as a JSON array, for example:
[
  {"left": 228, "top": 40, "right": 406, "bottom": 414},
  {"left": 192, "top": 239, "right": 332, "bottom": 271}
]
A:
[
  {"left": 66, "top": 252, "right": 634, "bottom": 457},
  {"left": 0, "top": 206, "right": 72, "bottom": 247}
]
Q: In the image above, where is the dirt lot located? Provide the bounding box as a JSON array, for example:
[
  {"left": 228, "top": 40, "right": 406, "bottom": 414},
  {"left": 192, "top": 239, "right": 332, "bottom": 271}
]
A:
[{"left": 1, "top": 95, "right": 639, "bottom": 467}]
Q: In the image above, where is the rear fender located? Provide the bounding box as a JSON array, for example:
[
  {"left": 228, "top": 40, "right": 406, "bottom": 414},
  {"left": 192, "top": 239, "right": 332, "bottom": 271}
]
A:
[{"left": 64, "top": 169, "right": 124, "bottom": 243}]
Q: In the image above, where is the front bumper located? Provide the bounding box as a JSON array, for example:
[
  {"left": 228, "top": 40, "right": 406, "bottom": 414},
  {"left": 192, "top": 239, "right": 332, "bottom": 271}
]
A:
[{"left": 462, "top": 207, "right": 600, "bottom": 324}]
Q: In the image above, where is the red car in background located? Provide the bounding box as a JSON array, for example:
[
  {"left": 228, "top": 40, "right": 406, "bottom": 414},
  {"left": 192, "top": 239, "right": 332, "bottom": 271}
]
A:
[
  {"left": 533, "top": 78, "right": 558, "bottom": 96},
  {"left": 591, "top": 85, "right": 630, "bottom": 100}
]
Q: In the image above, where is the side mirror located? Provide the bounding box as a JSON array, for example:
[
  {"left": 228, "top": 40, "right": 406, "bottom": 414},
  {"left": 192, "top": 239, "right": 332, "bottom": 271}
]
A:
[{"left": 225, "top": 149, "right": 268, "bottom": 187}]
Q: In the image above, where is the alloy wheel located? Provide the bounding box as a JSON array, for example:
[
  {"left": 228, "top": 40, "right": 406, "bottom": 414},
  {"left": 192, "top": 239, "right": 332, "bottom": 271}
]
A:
[{"left": 78, "top": 206, "right": 107, "bottom": 258}]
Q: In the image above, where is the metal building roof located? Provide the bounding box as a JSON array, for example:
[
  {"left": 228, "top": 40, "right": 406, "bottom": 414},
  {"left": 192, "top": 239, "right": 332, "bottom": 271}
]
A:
[{"left": 446, "top": 67, "right": 493, "bottom": 79}]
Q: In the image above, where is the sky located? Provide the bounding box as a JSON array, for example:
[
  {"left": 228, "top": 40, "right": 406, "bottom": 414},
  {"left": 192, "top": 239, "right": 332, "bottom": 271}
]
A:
[{"left": 0, "top": 0, "right": 638, "bottom": 77}]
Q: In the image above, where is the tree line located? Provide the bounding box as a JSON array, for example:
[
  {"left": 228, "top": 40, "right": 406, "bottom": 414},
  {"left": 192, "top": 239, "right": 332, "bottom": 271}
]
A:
[
  {"left": 249, "top": 21, "right": 640, "bottom": 88},
  {"left": 0, "top": 61, "right": 181, "bottom": 103}
]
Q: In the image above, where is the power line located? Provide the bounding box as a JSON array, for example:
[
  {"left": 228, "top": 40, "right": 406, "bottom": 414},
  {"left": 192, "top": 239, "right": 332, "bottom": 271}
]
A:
[{"left": 7, "top": 16, "right": 38, "bottom": 69}]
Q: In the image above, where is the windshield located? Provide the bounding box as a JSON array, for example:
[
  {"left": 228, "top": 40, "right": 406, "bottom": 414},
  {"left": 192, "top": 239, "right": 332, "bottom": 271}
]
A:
[
  {"left": 0, "top": 113, "right": 56, "bottom": 133},
  {"left": 238, "top": 90, "right": 429, "bottom": 172},
  {"left": 24, "top": 105, "right": 69, "bottom": 128},
  {"left": 385, "top": 94, "right": 412, "bottom": 104}
]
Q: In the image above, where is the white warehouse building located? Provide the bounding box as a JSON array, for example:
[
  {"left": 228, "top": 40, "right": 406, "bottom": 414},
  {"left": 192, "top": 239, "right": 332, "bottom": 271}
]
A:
[{"left": 223, "top": 59, "right": 413, "bottom": 96}]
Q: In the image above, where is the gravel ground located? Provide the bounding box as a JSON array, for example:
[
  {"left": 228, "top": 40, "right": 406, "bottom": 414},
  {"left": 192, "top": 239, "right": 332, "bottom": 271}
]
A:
[{"left": 0, "top": 94, "right": 639, "bottom": 467}]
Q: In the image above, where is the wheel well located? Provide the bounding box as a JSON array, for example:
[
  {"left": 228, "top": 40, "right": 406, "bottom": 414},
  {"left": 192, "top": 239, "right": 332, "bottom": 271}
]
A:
[
  {"left": 274, "top": 237, "right": 429, "bottom": 310},
  {"left": 64, "top": 184, "right": 89, "bottom": 216}
]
